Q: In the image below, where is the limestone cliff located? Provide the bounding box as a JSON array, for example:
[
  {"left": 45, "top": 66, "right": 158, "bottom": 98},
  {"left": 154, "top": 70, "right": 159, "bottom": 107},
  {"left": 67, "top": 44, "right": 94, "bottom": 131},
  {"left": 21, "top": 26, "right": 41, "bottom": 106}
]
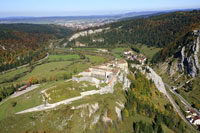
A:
[{"left": 169, "top": 30, "right": 200, "bottom": 77}]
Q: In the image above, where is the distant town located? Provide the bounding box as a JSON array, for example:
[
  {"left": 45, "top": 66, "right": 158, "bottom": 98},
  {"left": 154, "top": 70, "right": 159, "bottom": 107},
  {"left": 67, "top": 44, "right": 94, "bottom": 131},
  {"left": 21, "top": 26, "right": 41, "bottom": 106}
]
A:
[{"left": 59, "top": 19, "right": 114, "bottom": 29}]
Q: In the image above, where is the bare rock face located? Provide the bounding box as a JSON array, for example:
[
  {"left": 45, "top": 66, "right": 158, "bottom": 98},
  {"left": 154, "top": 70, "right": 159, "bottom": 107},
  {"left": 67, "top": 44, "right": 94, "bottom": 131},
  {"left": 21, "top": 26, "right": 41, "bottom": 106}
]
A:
[
  {"left": 178, "top": 47, "right": 185, "bottom": 72},
  {"left": 169, "top": 61, "right": 178, "bottom": 76},
  {"left": 176, "top": 30, "right": 199, "bottom": 77},
  {"left": 68, "top": 27, "right": 110, "bottom": 42},
  {"left": 185, "top": 56, "right": 197, "bottom": 77},
  {"left": 194, "top": 36, "right": 199, "bottom": 70}
]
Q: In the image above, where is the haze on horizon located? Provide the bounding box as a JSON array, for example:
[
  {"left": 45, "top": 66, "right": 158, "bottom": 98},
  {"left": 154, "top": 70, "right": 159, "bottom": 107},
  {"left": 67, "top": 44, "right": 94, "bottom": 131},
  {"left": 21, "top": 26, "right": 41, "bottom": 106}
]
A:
[{"left": 0, "top": 0, "right": 200, "bottom": 17}]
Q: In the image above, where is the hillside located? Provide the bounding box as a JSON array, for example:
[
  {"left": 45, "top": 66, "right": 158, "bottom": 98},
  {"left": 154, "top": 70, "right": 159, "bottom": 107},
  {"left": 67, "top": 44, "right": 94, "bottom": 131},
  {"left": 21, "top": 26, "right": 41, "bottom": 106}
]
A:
[
  {"left": 0, "top": 24, "right": 73, "bottom": 72},
  {"left": 154, "top": 29, "right": 200, "bottom": 118},
  {"left": 66, "top": 10, "right": 200, "bottom": 56},
  {"left": 61, "top": 10, "right": 200, "bottom": 131},
  {"left": 0, "top": 48, "right": 194, "bottom": 132},
  {"left": 0, "top": 10, "right": 200, "bottom": 132}
]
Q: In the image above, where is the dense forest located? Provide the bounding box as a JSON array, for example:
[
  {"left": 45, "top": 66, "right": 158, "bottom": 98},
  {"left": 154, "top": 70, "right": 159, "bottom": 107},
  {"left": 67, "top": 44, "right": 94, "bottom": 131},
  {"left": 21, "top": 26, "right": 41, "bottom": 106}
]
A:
[
  {"left": 0, "top": 24, "right": 73, "bottom": 72},
  {"left": 73, "top": 10, "right": 200, "bottom": 61}
]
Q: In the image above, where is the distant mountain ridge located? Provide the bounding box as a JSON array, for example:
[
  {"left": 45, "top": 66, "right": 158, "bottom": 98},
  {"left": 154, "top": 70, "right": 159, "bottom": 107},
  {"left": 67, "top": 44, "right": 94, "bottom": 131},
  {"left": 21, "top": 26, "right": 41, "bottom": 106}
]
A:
[
  {"left": 68, "top": 10, "right": 200, "bottom": 57},
  {"left": 0, "top": 8, "right": 199, "bottom": 24}
]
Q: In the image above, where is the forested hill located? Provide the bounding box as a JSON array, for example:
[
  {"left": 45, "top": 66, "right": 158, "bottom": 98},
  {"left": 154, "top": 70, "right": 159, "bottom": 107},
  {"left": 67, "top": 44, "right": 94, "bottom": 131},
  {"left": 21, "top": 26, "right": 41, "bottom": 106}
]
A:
[
  {"left": 74, "top": 10, "right": 200, "bottom": 53},
  {"left": 0, "top": 24, "right": 73, "bottom": 72}
]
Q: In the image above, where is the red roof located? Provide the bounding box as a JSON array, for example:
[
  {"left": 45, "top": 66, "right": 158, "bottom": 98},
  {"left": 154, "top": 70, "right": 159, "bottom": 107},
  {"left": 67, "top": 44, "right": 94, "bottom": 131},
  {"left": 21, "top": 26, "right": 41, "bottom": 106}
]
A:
[{"left": 190, "top": 109, "right": 196, "bottom": 114}]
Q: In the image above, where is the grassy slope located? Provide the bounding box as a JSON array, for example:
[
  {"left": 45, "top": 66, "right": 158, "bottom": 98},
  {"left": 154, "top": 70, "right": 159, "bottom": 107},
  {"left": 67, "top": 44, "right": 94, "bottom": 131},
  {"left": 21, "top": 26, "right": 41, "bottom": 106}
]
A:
[
  {"left": 0, "top": 48, "right": 193, "bottom": 132},
  {"left": 0, "top": 53, "right": 108, "bottom": 88},
  {"left": 0, "top": 81, "right": 58, "bottom": 120},
  {"left": 112, "top": 48, "right": 130, "bottom": 58},
  {"left": 133, "top": 43, "right": 162, "bottom": 59},
  {"left": 0, "top": 81, "right": 126, "bottom": 133},
  {"left": 46, "top": 81, "right": 98, "bottom": 104},
  {"left": 48, "top": 54, "right": 80, "bottom": 61},
  {"left": 0, "top": 66, "right": 192, "bottom": 132},
  {"left": 0, "top": 50, "right": 110, "bottom": 121},
  {"left": 18, "top": 61, "right": 72, "bottom": 81}
]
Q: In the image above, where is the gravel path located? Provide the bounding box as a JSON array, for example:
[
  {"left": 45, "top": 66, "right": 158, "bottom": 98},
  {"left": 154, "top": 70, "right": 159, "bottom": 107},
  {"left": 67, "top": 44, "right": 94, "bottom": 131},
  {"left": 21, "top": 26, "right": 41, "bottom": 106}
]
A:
[
  {"left": 16, "top": 90, "right": 100, "bottom": 114},
  {"left": 11, "top": 84, "right": 40, "bottom": 98}
]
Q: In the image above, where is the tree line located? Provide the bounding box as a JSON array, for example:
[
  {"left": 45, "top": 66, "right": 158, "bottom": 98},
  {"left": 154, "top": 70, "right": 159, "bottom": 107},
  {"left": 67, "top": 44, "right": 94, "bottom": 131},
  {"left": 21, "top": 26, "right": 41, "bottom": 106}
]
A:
[{"left": 0, "top": 24, "right": 73, "bottom": 71}]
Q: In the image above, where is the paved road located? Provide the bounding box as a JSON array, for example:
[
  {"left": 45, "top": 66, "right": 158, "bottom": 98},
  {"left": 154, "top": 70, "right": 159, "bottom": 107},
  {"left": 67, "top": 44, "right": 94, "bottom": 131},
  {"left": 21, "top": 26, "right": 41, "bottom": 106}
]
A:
[
  {"left": 177, "top": 78, "right": 195, "bottom": 89},
  {"left": 0, "top": 84, "right": 39, "bottom": 104},
  {"left": 0, "top": 84, "right": 40, "bottom": 106},
  {"left": 165, "top": 83, "right": 200, "bottom": 115},
  {"left": 137, "top": 65, "right": 197, "bottom": 132},
  {"left": 164, "top": 84, "right": 198, "bottom": 132},
  {"left": 10, "top": 84, "right": 40, "bottom": 98}
]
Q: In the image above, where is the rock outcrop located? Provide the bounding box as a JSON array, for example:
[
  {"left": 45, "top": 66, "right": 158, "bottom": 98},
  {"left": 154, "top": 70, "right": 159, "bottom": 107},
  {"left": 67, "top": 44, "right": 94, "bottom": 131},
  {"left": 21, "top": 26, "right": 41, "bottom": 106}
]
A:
[
  {"left": 178, "top": 46, "right": 185, "bottom": 72},
  {"left": 176, "top": 30, "right": 200, "bottom": 77},
  {"left": 185, "top": 56, "right": 197, "bottom": 77},
  {"left": 194, "top": 36, "right": 199, "bottom": 70},
  {"left": 169, "top": 61, "right": 178, "bottom": 76},
  {"left": 68, "top": 27, "right": 110, "bottom": 41}
]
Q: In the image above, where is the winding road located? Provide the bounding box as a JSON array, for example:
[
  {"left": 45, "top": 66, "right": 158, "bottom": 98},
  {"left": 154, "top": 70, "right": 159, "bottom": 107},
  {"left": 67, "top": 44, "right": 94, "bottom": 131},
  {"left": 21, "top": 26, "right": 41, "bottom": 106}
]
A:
[
  {"left": 132, "top": 64, "right": 197, "bottom": 132},
  {"left": 165, "top": 88, "right": 196, "bottom": 130},
  {"left": 0, "top": 53, "right": 49, "bottom": 74},
  {"left": 165, "top": 83, "right": 200, "bottom": 115}
]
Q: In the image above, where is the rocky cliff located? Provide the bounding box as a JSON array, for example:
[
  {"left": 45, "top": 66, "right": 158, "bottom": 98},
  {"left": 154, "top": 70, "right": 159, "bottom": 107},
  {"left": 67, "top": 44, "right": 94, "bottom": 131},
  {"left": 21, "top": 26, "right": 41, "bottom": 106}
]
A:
[{"left": 169, "top": 30, "right": 200, "bottom": 77}]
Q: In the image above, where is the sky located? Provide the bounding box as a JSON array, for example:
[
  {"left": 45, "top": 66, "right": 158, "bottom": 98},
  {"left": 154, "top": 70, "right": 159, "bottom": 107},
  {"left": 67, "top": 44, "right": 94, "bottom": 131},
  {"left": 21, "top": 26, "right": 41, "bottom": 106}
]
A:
[{"left": 0, "top": 0, "right": 200, "bottom": 17}]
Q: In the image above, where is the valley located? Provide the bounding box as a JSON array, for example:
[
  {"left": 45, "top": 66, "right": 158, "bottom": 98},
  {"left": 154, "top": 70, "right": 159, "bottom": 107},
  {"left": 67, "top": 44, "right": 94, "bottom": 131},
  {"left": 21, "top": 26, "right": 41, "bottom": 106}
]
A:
[{"left": 0, "top": 9, "right": 200, "bottom": 132}]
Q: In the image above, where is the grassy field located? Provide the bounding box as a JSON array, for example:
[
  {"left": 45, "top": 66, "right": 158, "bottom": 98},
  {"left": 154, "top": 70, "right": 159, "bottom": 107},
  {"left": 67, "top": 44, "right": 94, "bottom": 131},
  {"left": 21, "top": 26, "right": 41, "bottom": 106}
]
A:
[
  {"left": 46, "top": 81, "right": 98, "bottom": 103},
  {"left": 0, "top": 52, "right": 109, "bottom": 88},
  {"left": 85, "top": 55, "right": 105, "bottom": 65},
  {"left": 133, "top": 43, "right": 162, "bottom": 59},
  {"left": 111, "top": 45, "right": 161, "bottom": 60},
  {"left": 17, "top": 61, "right": 72, "bottom": 82},
  {"left": 0, "top": 67, "right": 29, "bottom": 84},
  {"left": 0, "top": 81, "right": 59, "bottom": 120},
  {"left": 112, "top": 48, "right": 130, "bottom": 58},
  {"left": 0, "top": 49, "right": 111, "bottom": 119},
  {"left": 48, "top": 54, "right": 80, "bottom": 61}
]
